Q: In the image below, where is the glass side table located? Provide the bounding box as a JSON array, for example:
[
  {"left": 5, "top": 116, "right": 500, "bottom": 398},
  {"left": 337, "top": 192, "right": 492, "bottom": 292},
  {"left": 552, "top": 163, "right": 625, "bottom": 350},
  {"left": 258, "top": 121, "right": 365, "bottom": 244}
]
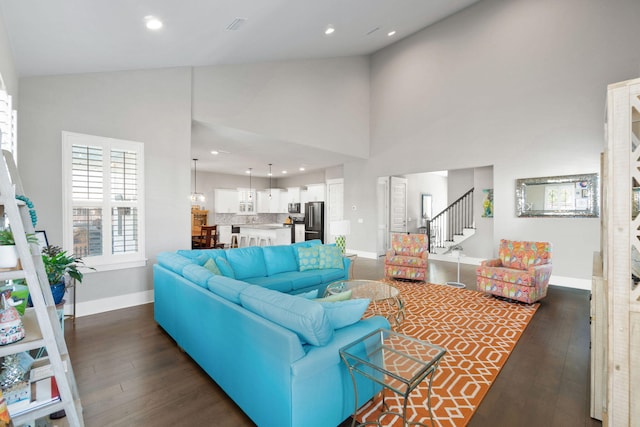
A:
[{"left": 340, "top": 328, "right": 446, "bottom": 427}]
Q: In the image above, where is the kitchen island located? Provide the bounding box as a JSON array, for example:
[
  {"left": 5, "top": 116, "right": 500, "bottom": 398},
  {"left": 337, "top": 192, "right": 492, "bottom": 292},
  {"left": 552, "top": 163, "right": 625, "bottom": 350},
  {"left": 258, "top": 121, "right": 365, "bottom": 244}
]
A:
[{"left": 239, "top": 224, "right": 291, "bottom": 246}]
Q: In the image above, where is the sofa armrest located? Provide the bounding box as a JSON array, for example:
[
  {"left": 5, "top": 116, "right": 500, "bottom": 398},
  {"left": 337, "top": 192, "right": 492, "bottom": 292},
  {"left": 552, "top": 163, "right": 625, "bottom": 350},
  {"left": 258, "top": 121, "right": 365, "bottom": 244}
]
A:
[
  {"left": 480, "top": 258, "right": 502, "bottom": 267},
  {"left": 291, "top": 316, "right": 390, "bottom": 376},
  {"left": 528, "top": 263, "right": 553, "bottom": 283},
  {"left": 385, "top": 249, "right": 395, "bottom": 258},
  {"left": 421, "top": 251, "right": 429, "bottom": 260}
]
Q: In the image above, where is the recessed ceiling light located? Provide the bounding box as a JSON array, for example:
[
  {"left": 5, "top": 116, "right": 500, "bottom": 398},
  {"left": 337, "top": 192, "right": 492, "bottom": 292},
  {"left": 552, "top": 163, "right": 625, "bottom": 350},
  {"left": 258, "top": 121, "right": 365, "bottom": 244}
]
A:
[
  {"left": 325, "top": 26, "right": 335, "bottom": 35},
  {"left": 387, "top": 30, "right": 396, "bottom": 37},
  {"left": 210, "top": 150, "right": 219, "bottom": 155},
  {"left": 245, "top": 169, "right": 251, "bottom": 174},
  {"left": 282, "top": 170, "right": 288, "bottom": 174},
  {"left": 299, "top": 167, "right": 305, "bottom": 171},
  {"left": 144, "top": 16, "right": 163, "bottom": 30}
]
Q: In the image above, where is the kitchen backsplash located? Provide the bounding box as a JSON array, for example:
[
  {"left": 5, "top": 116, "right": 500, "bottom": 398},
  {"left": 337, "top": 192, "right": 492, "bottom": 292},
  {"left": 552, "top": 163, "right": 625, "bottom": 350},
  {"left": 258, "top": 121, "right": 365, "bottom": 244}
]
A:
[{"left": 214, "top": 213, "right": 290, "bottom": 225}]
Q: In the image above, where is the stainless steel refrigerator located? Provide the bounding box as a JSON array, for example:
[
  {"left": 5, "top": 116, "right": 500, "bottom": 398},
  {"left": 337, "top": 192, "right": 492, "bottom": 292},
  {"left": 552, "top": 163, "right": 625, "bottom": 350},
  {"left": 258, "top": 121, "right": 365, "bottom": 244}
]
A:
[{"left": 304, "top": 201, "right": 325, "bottom": 243}]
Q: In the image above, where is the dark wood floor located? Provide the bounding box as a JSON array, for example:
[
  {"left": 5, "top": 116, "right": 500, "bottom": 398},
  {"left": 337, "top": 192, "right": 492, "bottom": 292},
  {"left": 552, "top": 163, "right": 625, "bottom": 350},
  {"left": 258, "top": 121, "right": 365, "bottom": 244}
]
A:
[{"left": 64, "top": 258, "right": 601, "bottom": 427}]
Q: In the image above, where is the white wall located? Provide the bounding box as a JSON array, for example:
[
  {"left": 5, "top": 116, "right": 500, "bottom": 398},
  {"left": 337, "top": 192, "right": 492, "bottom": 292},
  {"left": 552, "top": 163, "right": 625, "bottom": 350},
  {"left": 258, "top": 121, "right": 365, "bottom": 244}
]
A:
[
  {"left": 348, "top": 0, "right": 640, "bottom": 283},
  {"left": 18, "top": 67, "right": 193, "bottom": 309},
  {"left": 192, "top": 57, "right": 371, "bottom": 159},
  {"left": 0, "top": 14, "right": 17, "bottom": 99},
  {"left": 406, "top": 172, "right": 448, "bottom": 232}
]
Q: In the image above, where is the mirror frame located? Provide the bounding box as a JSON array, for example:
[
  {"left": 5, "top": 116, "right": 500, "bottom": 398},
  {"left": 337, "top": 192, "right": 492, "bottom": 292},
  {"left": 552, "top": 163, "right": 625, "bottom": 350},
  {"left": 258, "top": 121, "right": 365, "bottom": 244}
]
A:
[{"left": 515, "top": 173, "right": 599, "bottom": 218}]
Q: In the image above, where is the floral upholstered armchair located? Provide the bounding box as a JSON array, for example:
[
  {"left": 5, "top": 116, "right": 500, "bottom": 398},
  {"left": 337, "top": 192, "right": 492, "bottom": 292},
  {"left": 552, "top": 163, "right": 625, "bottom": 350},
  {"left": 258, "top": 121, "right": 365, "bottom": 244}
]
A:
[
  {"left": 476, "top": 239, "right": 552, "bottom": 304},
  {"left": 384, "top": 233, "right": 429, "bottom": 281}
]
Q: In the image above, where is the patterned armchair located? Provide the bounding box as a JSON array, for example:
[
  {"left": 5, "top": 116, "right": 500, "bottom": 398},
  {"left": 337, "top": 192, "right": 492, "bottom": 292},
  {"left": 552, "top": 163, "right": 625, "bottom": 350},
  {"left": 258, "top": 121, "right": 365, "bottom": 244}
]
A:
[
  {"left": 384, "top": 233, "right": 429, "bottom": 281},
  {"left": 476, "top": 239, "right": 552, "bottom": 304}
]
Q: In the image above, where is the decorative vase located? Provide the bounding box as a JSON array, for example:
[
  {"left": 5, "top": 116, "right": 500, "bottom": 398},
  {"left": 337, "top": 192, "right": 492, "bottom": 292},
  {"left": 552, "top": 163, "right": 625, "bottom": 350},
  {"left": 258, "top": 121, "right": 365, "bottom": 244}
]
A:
[
  {"left": 0, "top": 246, "right": 18, "bottom": 269},
  {"left": 27, "top": 281, "right": 65, "bottom": 307},
  {"left": 50, "top": 281, "right": 66, "bottom": 305}
]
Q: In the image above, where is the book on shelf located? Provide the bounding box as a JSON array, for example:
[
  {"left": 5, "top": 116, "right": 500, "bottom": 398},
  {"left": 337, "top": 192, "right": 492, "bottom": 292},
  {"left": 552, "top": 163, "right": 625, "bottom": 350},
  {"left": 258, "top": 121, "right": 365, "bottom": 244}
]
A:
[{"left": 7, "top": 376, "right": 60, "bottom": 417}]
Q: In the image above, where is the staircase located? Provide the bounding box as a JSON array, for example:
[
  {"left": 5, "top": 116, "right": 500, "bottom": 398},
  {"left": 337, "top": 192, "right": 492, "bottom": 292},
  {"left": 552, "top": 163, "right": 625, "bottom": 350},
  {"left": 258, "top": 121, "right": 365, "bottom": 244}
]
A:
[{"left": 426, "top": 187, "right": 476, "bottom": 254}]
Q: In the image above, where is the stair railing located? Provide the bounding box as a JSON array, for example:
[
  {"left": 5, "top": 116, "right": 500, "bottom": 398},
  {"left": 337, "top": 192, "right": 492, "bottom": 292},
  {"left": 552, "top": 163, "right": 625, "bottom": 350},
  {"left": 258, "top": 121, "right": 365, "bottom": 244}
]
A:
[{"left": 426, "top": 187, "right": 474, "bottom": 253}]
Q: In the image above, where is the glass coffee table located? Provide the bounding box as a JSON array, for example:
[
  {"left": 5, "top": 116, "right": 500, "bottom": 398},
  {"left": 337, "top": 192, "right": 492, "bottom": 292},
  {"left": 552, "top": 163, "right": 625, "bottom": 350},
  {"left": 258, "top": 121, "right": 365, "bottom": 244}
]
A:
[
  {"left": 340, "top": 328, "right": 446, "bottom": 427},
  {"left": 324, "top": 279, "right": 405, "bottom": 329}
]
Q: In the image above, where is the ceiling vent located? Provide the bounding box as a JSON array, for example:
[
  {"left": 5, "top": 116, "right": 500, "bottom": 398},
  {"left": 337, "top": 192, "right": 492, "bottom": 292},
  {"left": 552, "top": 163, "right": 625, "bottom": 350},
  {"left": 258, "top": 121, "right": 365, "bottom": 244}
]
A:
[{"left": 226, "top": 18, "right": 247, "bottom": 31}]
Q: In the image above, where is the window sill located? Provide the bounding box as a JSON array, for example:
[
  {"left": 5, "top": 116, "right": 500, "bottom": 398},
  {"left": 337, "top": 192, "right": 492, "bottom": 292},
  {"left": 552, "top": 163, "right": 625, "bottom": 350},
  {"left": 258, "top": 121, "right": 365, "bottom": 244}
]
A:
[{"left": 84, "top": 259, "right": 147, "bottom": 273}]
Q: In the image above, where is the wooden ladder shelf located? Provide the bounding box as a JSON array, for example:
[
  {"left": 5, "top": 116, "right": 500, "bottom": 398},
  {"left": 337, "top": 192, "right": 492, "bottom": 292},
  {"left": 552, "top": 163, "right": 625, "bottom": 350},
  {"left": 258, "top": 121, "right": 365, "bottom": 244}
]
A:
[{"left": 0, "top": 149, "right": 84, "bottom": 426}]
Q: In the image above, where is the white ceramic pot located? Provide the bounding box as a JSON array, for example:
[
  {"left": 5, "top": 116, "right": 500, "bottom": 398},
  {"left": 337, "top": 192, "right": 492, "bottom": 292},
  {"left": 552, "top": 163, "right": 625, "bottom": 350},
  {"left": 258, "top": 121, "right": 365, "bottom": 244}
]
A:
[{"left": 0, "top": 245, "right": 18, "bottom": 269}]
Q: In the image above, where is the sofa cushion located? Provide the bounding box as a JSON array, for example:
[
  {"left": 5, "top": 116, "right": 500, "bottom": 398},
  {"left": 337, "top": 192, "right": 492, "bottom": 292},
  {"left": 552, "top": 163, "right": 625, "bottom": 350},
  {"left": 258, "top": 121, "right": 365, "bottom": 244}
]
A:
[
  {"left": 203, "top": 258, "right": 222, "bottom": 275},
  {"left": 295, "top": 289, "right": 319, "bottom": 299},
  {"left": 385, "top": 255, "right": 427, "bottom": 268},
  {"left": 244, "top": 276, "right": 293, "bottom": 293},
  {"left": 225, "top": 247, "right": 268, "bottom": 280},
  {"left": 215, "top": 257, "right": 236, "bottom": 279},
  {"left": 271, "top": 271, "right": 322, "bottom": 291},
  {"left": 157, "top": 252, "right": 194, "bottom": 274},
  {"left": 318, "top": 245, "right": 343, "bottom": 269},
  {"left": 239, "top": 285, "right": 334, "bottom": 346},
  {"left": 319, "top": 298, "right": 370, "bottom": 329},
  {"left": 207, "top": 275, "right": 251, "bottom": 304},
  {"left": 318, "top": 269, "right": 346, "bottom": 284},
  {"left": 177, "top": 249, "right": 227, "bottom": 264},
  {"left": 298, "top": 246, "right": 320, "bottom": 271},
  {"left": 262, "top": 245, "right": 298, "bottom": 276},
  {"left": 182, "top": 264, "right": 214, "bottom": 289}
]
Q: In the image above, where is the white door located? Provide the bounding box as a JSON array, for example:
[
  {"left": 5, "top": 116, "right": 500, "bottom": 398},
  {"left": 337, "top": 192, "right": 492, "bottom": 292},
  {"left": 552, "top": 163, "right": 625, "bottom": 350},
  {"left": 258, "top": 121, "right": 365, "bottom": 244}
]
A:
[
  {"left": 377, "top": 177, "right": 389, "bottom": 257},
  {"left": 389, "top": 176, "right": 408, "bottom": 238}
]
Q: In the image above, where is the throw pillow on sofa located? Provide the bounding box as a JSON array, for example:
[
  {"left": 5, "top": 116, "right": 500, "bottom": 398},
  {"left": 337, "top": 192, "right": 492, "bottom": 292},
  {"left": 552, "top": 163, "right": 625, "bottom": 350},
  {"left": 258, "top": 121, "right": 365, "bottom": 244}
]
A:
[
  {"left": 318, "top": 245, "right": 343, "bottom": 269},
  {"left": 215, "top": 257, "right": 235, "bottom": 278},
  {"left": 297, "top": 246, "right": 320, "bottom": 271},
  {"left": 204, "top": 258, "right": 222, "bottom": 275},
  {"left": 319, "top": 298, "right": 370, "bottom": 329},
  {"left": 239, "top": 285, "right": 334, "bottom": 346}
]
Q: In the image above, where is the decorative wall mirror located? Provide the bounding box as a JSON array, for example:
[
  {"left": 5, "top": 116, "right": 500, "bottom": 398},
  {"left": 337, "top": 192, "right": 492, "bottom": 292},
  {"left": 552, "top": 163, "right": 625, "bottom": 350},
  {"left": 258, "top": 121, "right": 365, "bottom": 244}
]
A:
[
  {"left": 421, "top": 193, "right": 432, "bottom": 226},
  {"left": 515, "top": 173, "right": 599, "bottom": 217}
]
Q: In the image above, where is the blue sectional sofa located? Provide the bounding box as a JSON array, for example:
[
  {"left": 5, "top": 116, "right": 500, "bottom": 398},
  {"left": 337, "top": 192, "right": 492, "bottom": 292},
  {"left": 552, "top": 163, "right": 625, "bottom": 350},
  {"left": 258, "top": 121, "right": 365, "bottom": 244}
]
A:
[{"left": 153, "top": 240, "right": 390, "bottom": 427}]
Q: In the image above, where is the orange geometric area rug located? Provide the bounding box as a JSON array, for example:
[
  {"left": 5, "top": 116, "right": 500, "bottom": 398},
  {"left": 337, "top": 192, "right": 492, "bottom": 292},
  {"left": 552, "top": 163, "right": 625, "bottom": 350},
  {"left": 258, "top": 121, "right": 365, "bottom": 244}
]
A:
[{"left": 357, "top": 280, "right": 539, "bottom": 427}]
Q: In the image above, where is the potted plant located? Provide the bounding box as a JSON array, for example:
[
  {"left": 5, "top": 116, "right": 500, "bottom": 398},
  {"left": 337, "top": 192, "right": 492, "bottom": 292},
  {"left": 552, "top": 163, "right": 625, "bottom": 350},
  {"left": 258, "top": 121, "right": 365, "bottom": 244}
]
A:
[
  {"left": 40, "top": 245, "right": 90, "bottom": 305},
  {"left": 0, "top": 229, "right": 38, "bottom": 269}
]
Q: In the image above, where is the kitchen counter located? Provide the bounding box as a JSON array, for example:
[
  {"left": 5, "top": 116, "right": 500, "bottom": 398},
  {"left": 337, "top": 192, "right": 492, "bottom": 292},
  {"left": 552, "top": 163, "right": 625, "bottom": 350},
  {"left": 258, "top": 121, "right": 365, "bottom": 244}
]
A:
[{"left": 239, "top": 224, "right": 291, "bottom": 246}]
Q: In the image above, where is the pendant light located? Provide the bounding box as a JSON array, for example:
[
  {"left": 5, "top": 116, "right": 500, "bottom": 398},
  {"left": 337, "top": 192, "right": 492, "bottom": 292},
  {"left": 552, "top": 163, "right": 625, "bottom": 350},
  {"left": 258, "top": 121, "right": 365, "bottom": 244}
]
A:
[
  {"left": 268, "top": 163, "right": 273, "bottom": 199},
  {"left": 248, "top": 167, "right": 253, "bottom": 200},
  {"left": 190, "top": 159, "right": 205, "bottom": 203}
]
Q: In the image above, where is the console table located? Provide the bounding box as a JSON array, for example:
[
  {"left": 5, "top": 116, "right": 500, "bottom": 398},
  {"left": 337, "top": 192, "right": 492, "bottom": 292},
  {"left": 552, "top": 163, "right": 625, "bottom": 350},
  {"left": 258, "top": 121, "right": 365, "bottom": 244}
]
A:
[{"left": 340, "top": 328, "right": 445, "bottom": 427}]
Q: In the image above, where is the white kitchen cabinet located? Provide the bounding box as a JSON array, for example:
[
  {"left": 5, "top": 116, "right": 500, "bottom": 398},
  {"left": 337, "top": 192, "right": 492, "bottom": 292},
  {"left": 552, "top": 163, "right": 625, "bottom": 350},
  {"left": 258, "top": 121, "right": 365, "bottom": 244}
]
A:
[
  {"left": 214, "top": 189, "right": 238, "bottom": 213},
  {"left": 238, "top": 188, "right": 256, "bottom": 215},
  {"left": 304, "top": 184, "right": 326, "bottom": 202},
  {"left": 286, "top": 187, "right": 301, "bottom": 204},
  {"left": 294, "top": 223, "right": 306, "bottom": 243},
  {"left": 257, "top": 189, "right": 286, "bottom": 213},
  {"left": 257, "top": 190, "right": 269, "bottom": 213}
]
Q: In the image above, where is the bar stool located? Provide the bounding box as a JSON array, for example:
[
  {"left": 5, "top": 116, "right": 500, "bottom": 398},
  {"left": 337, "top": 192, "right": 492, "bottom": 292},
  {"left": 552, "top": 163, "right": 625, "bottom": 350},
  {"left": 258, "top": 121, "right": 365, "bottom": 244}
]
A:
[
  {"left": 258, "top": 236, "right": 272, "bottom": 246},
  {"left": 247, "top": 235, "right": 258, "bottom": 247},
  {"left": 231, "top": 235, "right": 239, "bottom": 248}
]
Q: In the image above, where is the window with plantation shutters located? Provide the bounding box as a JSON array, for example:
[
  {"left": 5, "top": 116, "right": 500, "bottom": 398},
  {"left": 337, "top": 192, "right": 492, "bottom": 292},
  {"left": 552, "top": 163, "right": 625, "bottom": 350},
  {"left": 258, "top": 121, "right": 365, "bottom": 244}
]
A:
[{"left": 62, "top": 131, "right": 145, "bottom": 271}]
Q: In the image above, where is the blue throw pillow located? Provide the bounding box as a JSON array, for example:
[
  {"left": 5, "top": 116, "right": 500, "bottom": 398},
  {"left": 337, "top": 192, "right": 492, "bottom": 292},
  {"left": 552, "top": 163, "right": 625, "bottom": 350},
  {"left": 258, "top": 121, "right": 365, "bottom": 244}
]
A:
[
  {"left": 296, "top": 289, "right": 319, "bottom": 299},
  {"left": 239, "top": 285, "right": 333, "bottom": 346},
  {"left": 215, "top": 257, "right": 235, "bottom": 278},
  {"left": 318, "top": 245, "right": 343, "bottom": 269},
  {"left": 319, "top": 298, "right": 370, "bottom": 329},
  {"left": 298, "top": 246, "right": 320, "bottom": 271}
]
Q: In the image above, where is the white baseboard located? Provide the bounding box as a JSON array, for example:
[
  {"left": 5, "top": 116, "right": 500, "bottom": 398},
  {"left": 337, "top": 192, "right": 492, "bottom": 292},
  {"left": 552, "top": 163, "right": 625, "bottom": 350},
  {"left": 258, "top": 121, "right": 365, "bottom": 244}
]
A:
[
  {"left": 69, "top": 290, "right": 154, "bottom": 318},
  {"left": 346, "top": 249, "right": 379, "bottom": 259}
]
